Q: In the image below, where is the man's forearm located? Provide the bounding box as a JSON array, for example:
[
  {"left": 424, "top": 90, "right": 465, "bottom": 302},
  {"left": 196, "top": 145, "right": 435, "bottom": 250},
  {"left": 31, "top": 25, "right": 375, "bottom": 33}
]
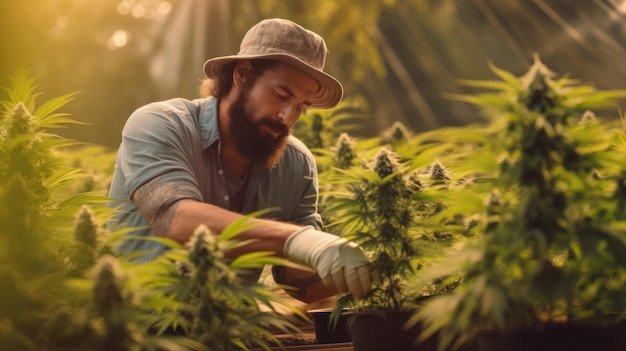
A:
[
  {"left": 173, "top": 200, "right": 301, "bottom": 258},
  {"left": 133, "top": 176, "right": 302, "bottom": 257}
]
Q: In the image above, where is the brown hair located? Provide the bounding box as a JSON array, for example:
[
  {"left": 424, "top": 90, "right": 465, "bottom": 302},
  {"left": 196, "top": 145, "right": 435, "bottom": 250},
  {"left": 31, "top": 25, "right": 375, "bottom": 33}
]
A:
[{"left": 198, "top": 59, "right": 281, "bottom": 98}]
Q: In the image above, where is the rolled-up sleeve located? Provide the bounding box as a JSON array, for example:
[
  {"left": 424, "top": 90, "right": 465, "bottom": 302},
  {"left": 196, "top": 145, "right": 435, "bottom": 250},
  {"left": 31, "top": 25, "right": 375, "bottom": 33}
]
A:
[{"left": 118, "top": 102, "right": 203, "bottom": 202}]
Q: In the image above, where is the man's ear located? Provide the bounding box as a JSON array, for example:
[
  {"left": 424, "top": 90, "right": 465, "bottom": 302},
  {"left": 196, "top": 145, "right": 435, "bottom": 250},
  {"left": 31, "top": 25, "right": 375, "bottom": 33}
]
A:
[{"left": 233, "top": 60, "right": 252, "bottom": 87}]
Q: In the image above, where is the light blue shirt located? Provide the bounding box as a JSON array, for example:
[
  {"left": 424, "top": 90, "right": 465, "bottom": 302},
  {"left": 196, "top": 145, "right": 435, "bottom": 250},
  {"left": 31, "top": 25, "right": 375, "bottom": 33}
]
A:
[{"left": 107, "top": 97, "right": 322, "bottom": 263}]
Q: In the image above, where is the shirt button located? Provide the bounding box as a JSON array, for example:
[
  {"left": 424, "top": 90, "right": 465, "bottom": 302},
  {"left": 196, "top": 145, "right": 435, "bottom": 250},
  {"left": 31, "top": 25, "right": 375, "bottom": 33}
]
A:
[
  {"left": 218, "top": 169, "right": 224, "bottom": 175},
  {"left": 224, "top": 195, "right": 229, "bottom": 201}
]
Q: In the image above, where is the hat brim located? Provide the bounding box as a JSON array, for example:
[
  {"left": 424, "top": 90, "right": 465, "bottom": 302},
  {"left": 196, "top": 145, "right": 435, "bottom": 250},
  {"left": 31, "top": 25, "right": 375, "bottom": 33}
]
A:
[{"left": 203, "top": 53, "right": 343, "bottom": 109}]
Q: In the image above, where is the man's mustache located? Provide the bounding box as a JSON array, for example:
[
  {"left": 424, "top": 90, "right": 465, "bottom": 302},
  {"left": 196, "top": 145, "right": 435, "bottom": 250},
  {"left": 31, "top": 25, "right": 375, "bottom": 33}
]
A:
[{"left": 259, "top": 118, "right": 289, "bottom": 138}]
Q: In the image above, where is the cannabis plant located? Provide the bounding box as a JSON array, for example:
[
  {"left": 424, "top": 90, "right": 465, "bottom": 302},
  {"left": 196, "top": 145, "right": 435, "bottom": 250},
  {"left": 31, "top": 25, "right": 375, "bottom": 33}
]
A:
[
  {"left": 0, "top": 72, "right": 203, "bottom": 351},
  {"left": 293, "top": 98, "right": 367, "bottom": 151},
  {"left": 294, "top": 99, "right": 380, "bottom": 230},
  {"left": 414, "top": 56, "right": 626, "bottom": 350},
  {"left": 123, "top": 214, "right": 309, "bottom": 351},
  {"left": 323, "top": 140, "right": 469, "bottom": 314},
  {"left": 0, "top": 71, "right": 97, "bottom": 350}
]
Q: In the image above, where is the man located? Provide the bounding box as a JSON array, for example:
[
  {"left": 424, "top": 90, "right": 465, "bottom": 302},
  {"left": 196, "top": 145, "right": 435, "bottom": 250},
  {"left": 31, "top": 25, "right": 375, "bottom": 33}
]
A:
[{"left": 107, "top": 18, "right": 375, "bottom": 303}]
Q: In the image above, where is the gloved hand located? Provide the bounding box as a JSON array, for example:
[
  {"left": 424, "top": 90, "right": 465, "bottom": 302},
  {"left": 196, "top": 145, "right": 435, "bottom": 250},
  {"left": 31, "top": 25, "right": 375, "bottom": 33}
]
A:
[{"left": 283, "top": 226, "right": 376, "bottom": 297}]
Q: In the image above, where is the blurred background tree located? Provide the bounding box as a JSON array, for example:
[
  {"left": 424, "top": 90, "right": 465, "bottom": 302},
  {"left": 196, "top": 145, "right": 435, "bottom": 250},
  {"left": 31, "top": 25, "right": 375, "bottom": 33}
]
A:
[{"left": 1, "top": 0, "right": 625, "bottom": 148}]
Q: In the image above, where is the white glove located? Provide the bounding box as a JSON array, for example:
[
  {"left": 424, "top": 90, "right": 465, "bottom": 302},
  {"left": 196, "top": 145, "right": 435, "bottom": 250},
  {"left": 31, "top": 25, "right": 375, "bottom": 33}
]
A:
[{"left": 283, "top": 226, "right": 375, "bottom": 297}]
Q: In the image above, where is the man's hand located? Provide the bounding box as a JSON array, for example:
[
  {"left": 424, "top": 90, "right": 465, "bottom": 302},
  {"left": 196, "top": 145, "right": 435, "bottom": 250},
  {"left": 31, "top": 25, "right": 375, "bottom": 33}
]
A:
[{"left": 283, "top": 227, "right": 376, "bottom": 297}]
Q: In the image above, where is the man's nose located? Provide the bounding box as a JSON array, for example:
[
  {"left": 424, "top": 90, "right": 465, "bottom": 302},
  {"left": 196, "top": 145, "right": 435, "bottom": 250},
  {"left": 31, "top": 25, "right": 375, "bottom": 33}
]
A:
[{"left": 278, "top": 105, "right": 297, "bottom": 125}]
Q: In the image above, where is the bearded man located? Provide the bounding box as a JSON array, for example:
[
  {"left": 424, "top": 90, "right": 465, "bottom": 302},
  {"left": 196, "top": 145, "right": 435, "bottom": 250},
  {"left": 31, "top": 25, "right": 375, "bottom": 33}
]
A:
[{"left": 107, "top": 18, "right": 375, "bottom": 303}]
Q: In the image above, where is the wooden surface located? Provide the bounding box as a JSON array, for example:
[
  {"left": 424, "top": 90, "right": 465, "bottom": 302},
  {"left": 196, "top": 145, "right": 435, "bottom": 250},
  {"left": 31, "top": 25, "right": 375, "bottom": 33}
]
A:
[
  {"left": 255, "top": 321, "right": 354, "bottom": 350},
  {"left": 267, "top": 342, "right": 353, "bottom": 350}
]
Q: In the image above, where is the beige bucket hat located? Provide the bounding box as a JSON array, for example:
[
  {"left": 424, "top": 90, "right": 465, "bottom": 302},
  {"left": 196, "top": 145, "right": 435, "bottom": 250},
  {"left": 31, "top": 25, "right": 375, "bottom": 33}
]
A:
[{"left": 203, "top": 18, "right": 343, "bottom": 109}]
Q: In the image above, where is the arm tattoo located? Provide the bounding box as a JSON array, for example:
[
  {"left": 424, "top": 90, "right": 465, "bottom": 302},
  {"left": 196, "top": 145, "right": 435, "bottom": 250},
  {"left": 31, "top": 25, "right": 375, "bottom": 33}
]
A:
[
  {"left": 133, "top": 177, "right": 190, "bottom": 237},
  {"left": 272, "top": 265, "right": 322, "bottom": 298}
]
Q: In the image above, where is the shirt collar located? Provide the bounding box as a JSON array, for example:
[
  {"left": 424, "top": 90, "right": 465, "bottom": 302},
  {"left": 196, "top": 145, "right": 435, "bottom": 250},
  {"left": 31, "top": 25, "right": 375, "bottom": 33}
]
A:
[{"left": 195, "top": 96, "right": 220, "bottom": 150}]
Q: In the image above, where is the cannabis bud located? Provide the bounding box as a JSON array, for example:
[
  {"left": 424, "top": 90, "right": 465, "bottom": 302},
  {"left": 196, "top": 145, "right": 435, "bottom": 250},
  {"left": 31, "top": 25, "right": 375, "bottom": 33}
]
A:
[
  {"left": 519, "top": 56, "right": 557, "bottom": 112},
  {"left": 405, "top": 170, "right": 425, "bottom": 194},
  {"left": 429, "top": 159, "right": 451, "bottom": 182},
  {"left": 333, "top": 132, "right": 357, "bottom": 169},
  {"left": 7, "top": 103, "right": 34, "bottom": 137},
  {"left": 384, "top": 121, "right": 412, "bottom": 145},
  {"left": 372, "top": 147, "right": 400, "bottom": 179},
  {"left": 188, "top": 225, "right": 227, "bottom": 286},
  {"left": 74, "top": 205, "right": 99, "bottom": 248},
  {"left": 93, "top": 255, "right": 125, "bottom": 318}
]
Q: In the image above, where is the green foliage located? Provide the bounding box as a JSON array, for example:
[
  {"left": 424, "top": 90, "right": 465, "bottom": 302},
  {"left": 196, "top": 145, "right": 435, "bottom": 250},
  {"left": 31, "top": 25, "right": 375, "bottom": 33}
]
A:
[
  {"left": 0, "top": 71, "right": 174, "bottom": 351},
  {"left": 62, "top": 145, "right": 117, "bottom": 196},
  {"left": 413, "top": 56, "right": 626, "bottom": 351},
  {"left": 125, "top": 222, "right": 305, "bottom": 351},
  {"left": 293, "top": 98, "right": 369, "bottom": 152},
  {"left": 0, "top": 71, "right": 93, "bottom": 350},
  {"left": 55, "top": 218, "right": 302, "bottom": 351},
  {"left": 332, "top": 147, "right": 423, "bottom": 311},
  {"left": 0, "top": 73, "right": 304, "bottom": 351},
  {"left": 309, "top": 114, "right": 477, "bottom": 319}
]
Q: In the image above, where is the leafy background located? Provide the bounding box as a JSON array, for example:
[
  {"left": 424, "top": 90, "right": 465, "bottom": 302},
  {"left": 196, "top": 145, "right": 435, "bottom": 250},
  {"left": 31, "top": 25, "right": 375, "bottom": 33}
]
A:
[{"left": 2, "top": 0, "right": 625, "bottom": 149}]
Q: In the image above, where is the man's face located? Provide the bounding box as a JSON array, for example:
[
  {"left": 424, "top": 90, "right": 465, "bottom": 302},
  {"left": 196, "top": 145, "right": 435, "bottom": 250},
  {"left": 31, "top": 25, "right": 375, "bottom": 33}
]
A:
[
  {"left": 228, "top": 85, "right": 289, "bottom": 171},
  {"left": 228, "top": 62, "right": 320, "bottom": 171}
]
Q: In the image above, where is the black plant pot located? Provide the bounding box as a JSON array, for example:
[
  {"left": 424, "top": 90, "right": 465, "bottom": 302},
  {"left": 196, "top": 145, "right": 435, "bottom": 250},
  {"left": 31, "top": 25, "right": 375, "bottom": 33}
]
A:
[
  {"left": 476, "top": 322, "right": 626, "bottom": 351},
  {"left": 349, "top": 310, "right": 434, "bottom": 351},
  {"left": 307, "top": 308, "right": 353, "bottom": 344}
]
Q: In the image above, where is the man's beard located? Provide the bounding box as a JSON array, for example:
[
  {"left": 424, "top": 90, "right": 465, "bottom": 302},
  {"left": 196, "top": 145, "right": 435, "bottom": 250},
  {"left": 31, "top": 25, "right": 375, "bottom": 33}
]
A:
[{"left": 227, "top": 87, "right": 290, "bottom": 171}]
